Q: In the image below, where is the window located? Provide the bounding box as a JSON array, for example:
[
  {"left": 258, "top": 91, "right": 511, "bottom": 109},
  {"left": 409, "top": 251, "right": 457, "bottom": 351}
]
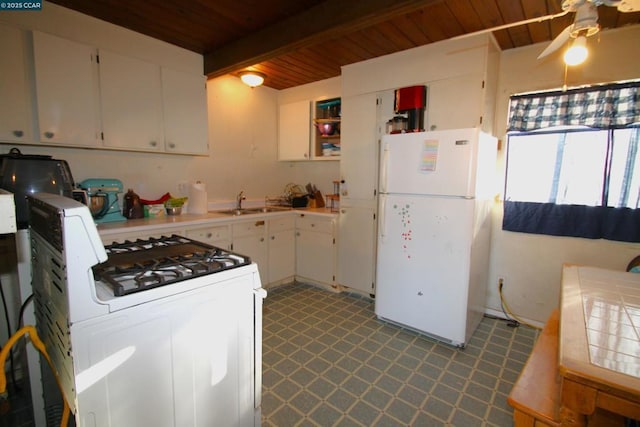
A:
[
  {"left": 506, "top": 128, "right": 639, "bottom": 208},
  {"left": 502, "top": 81, "right": 640, "bottom": 243}
]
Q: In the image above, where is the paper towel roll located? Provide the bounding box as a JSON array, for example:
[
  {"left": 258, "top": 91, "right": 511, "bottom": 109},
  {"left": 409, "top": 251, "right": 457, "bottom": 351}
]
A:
[{"left": 188, "top": 181, "right": 208, "bottom": 214}]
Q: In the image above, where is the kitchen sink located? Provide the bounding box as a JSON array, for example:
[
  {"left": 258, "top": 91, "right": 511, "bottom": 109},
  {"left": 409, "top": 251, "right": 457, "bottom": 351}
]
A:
[{"left": 213, "top": 206, "right": 291, "bottom": 216}]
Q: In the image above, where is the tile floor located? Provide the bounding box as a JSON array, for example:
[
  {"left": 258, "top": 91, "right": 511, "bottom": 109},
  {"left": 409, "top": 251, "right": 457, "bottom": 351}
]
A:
[
  {"left": 261, "top": 283, "right": 538, "bottom": 427},
  {"left": 1, "top": 282, "right": 538, "bottom": 427}
]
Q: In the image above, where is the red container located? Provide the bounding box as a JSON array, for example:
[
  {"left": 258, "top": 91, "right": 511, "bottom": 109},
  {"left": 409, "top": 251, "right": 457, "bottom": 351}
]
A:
[
  {"left": 395, "top": 85, "right": 426, "bottom": 111},
  {"left": 394, "top": 85, "right": 426, "bottom": 132}
]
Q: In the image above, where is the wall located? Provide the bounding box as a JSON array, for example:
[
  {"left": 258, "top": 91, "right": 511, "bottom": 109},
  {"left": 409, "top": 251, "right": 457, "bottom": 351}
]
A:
[{"left": 488, "top": 25, "right": 640, "bottom": 324}]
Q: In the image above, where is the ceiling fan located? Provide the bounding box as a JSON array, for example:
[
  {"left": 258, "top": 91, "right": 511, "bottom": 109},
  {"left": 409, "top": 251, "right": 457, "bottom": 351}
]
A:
[{"left": 537, "top": 0, "right": 640, "bottom": 60}]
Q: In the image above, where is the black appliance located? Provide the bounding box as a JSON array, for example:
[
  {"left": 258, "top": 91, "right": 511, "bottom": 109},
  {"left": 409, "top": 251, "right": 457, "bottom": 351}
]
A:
[
  {"left": 394, "top": 85, "right": 427, "bottom": 132},
  {"left": 0, "top": 147, "right": 75, "bottom": 229}
]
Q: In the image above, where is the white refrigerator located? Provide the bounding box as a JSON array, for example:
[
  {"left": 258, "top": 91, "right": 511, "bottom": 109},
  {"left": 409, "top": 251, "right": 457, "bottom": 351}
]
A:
[{"left": 375, "top": 128, "right": 497, "bottom": 347}]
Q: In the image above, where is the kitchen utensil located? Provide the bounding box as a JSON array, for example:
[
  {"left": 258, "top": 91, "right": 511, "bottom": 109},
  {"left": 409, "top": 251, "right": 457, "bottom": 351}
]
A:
[
  {"left": 0, "top": 147, "right": 75, "bottom": 229},
  {"left": 314, "top": 190, "right": 325, "bottom": 208},
  {"left": 165, "top": 206, "right": 182, "bottom": 215},
  {"left": 315, "top": 122, "right": 336, "bottom": 136},
  {"left": 79, "top": 178, "right": 127, "bottom": 223}
]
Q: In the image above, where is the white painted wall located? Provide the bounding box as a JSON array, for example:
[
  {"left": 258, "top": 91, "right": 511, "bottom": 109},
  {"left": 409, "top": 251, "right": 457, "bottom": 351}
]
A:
[{"left": 489, "top": 25, "right": 640, "bottom": 324}]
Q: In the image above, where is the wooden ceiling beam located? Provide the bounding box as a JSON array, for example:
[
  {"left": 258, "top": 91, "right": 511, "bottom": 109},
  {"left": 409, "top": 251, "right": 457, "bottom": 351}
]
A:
[{"left": 203, "top": 0, "right": 443, "bottom": 78}]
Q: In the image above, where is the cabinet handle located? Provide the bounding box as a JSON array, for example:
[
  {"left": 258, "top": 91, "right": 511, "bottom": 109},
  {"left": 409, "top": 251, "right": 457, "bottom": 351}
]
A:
[
  {"left": 168, "top": 142, "right": 176, "bottom": 149},
  {"left": 206, "top": 233, "right": 212, "bottom": 238},
  {"left": 13, "top": 130, "right": 24, "bottom": 138},
  {"left": 296, "top": 232, "right": 300, "bottom": 236},
  {"left": 311, "top": 223, "right": 315, "bottom": 227},
  {"left": 270, "top": 236, "right": 275, "bottom": 240},
  {"left": 255, "top": 220, "right": 265, "bottom": 226},
  {"left": 304, "top": 153, "right": 308, "bottom": 158},
  {"left": 260, "top": 237, "right": 264, "bottom": 242},
  {"left": 44, "top": 131, "right": 54, "bottom": 139},
  {"left": 150, "top": 141, "right": 157, "bottom": 147}
]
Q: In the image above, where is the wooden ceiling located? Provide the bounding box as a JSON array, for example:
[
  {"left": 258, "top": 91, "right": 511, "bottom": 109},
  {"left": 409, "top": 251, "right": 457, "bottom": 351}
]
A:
[{"left": 48, "top": 0, "right": 640, "bottom": 90}]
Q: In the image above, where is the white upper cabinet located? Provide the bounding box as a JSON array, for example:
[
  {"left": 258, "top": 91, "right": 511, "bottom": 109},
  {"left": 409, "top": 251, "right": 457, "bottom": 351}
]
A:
[
  {"left": 26, "top": 29, "right": 208, "bottom": 155},
  {"left": 339, "top": 92, "right": 379, "bottom": 202},
  {"left": 33, "top": 31, "right": 101, "bottom": 147},
  {"left": 278, "top": 100, "right": 311, "bottom": 160},
  {"left": 0, "top": 24, "right": 32, "bottom": 143},
  {"left": 161, "top": 68, "right": 209, "bottom": 155},
  {"left": 426, "top": 74, "right": 484, "bottom": 132},
  {"left": 99, "top": 49, "right": 164, "bottom": 151}
]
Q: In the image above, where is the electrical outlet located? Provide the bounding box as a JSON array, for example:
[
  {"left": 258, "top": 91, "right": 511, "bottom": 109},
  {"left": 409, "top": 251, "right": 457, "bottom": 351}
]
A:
[{"left": 177, "top": 181, "right": 188, "bottom": 195}]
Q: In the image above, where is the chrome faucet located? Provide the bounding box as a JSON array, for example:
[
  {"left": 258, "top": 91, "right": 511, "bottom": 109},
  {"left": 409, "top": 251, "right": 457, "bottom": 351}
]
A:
[{"left": 236, "top": 191, "right": 246, "bottom": 210}]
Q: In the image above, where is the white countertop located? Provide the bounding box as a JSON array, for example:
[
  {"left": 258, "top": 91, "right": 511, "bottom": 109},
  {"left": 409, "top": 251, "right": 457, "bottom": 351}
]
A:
[{"left": 97, "top": 207, "right": 337, "bottom": 236}]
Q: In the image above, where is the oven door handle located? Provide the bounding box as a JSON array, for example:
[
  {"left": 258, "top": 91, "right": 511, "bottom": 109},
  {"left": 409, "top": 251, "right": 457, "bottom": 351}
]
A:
[{"left": 253, "top": 287, "right": 267, "bottom": 410}]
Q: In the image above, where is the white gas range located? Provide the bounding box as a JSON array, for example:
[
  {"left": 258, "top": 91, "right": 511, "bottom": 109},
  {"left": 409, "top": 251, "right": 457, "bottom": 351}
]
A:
[{"left": 28, "top": 193, "right": 265, "bottom": 426}]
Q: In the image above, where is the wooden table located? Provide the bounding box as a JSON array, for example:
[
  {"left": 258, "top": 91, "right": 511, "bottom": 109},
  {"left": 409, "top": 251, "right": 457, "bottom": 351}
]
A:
[{"left": 559, "top": 265, "right": 640, "bottom": 425}]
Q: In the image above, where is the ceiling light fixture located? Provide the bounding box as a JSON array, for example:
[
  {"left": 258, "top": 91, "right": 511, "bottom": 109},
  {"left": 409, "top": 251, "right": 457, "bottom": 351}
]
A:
[
  {"left": 240, "top": 71, "right": 266, "bottom": 88},
  {"left": 563, "top": 35, "right": 588, "bottom": 66}
]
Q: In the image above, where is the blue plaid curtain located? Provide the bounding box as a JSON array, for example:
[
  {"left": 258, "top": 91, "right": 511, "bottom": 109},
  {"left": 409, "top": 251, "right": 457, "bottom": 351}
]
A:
[
  {"left": 504, "top": 81, "right": 640, "bottom": 243},
  {"left": 508, "top": 81, "right": 640, "bottom": 131}
]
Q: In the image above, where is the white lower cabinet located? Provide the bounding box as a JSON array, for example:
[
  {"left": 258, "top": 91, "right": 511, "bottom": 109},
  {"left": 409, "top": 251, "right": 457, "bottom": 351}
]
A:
[
  {"left": 295, "top": 214, "right": 335, "bottom": 286},
  {"left": 267, "top": 216, "right": 295, "bottom": 285},
  {"left": 336, "top": 205, "right": 376, "bottom": 295},
  {"left": 185, "top": 224, "right": 230, "bottom": 249},
  {"left": 231, "top": 219, "right": 268, "bottom": 284}
]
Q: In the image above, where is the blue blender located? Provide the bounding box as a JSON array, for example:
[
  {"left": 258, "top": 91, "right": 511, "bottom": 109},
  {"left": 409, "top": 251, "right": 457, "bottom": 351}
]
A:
[{"left": 79, "top": 178, "right": 127, "bottom": 223}]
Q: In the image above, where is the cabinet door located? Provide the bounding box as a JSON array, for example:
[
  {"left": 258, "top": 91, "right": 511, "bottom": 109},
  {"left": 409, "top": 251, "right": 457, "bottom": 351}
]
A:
[
  {"left": 33, "top": 31, "right": 101, "bottom": 147},
  {"left": 0, "top": 24, "right": 31, "bottom": 143},
  {"left": 268, "top": 229, "right": 295, "bottom": 284},
  {"left": 278, "top": 100, "right": 311, "bottom": 160},
  {"left": 99, "top": 49, "right": 164, "bottom": 151},
  {"left": 296, "top": 229, "right": 334, "bottom": 285},
  {"left": 426, "top": 74, "right": 483, "bottom": 131},
  {"left": 337, "top": 205, "right": 376, "bottom": 295},
  {"left": 185, "top": 225, "right": 230, "bottom": 250},
  {"left": 232, "top": 221, "right": 267, "bottom": 284},
  {"left": 162, "top": 68, "right": 209, "bottom": 155},
  {"left": 339, "top": 93, "right": 378, "bottom": 201}
]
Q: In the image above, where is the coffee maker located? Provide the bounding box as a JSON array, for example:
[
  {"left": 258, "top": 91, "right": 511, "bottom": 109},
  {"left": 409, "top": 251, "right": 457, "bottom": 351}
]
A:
[
  {"left": 78, "top": 178, "right": 127, "bottom": 223},
  {"left": 393, "top": 85, "right": 427, "bottom": 133}
]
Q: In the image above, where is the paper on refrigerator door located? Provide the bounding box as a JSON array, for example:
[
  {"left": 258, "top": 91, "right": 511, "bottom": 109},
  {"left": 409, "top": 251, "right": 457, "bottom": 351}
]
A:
[{"left": 420, "top": 139, "right": 438, "bottom": 172}]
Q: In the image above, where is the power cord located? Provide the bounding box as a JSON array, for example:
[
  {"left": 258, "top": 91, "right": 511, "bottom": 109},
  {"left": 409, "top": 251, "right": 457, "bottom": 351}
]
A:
[
  {"left": 0, "top": 277, "right": 17, "bottom": 392},
  {"left": 498, "top": 278, "right": 541, "bottom": 330},
  {"left": 0, "top": 325, "right": 70, "bottom": 426}
]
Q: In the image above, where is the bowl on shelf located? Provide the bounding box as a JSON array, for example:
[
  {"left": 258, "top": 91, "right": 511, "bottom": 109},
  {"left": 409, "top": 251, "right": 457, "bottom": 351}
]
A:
[{"left": 315, "top": 122, "right": 336, "bottom": 136}]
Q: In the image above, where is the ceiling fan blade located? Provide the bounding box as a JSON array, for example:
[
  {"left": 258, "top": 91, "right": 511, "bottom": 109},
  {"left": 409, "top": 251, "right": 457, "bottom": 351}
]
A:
[{"left": 538, "top": 25, "right": 573, "bottom": 59}]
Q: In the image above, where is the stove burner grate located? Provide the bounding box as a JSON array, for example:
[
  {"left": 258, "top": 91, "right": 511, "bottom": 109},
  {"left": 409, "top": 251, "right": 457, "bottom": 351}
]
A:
[{"left": 93, "top": 235, "right": 251, "bottom": 296}]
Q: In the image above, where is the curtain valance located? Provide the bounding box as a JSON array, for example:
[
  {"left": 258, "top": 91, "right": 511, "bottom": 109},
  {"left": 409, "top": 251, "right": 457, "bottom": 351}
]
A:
[{"left": 508, "top": 81, "right": 640, "bottom": 132}]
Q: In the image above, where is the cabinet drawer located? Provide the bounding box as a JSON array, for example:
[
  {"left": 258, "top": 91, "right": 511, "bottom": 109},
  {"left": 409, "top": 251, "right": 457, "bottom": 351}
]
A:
[
  {"left": 232, "top": 220, "right": 266, "bottom": 238},
  {"left": 296, "top": 215, "right": 333, "bottom": 234},
  {"left": 269, "top": 216, "right": 295, "bottom": 233},
  {"left": 185, "top": 225, "right": 229, "bottom": 245}
]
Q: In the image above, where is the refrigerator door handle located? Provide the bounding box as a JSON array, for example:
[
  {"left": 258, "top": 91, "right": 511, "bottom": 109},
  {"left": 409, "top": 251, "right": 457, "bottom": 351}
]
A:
[
  {"left": 379, "top": 195, "right": 387, "bottom": 242},
  {"left": 380, "top": 145, "right": 389, "bottom": 194}
]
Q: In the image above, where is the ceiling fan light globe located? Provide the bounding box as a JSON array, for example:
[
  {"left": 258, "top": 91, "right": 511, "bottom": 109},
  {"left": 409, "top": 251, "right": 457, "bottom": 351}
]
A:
[{"left": 564, "top": 36, "right": 588, "bottom": 65}]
